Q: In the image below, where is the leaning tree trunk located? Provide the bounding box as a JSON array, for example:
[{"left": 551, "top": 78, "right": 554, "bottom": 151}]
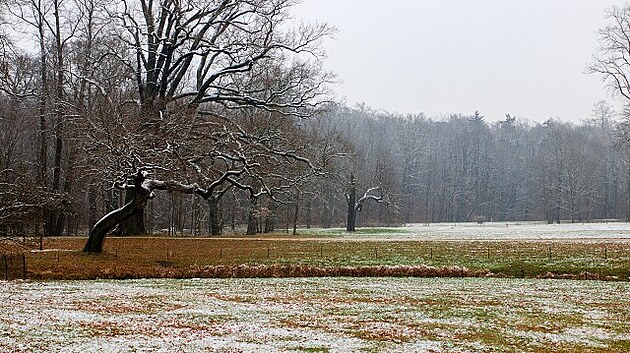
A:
[
  {"left": 117, "top": 189, "right": 146, "bottom": 235},
  {"left": 83, "top": 187, "right": 151, "bottom": 253}
]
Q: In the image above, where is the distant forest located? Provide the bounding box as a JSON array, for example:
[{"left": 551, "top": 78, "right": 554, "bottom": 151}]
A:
[{"left": 308, "top": 103, "right": 628, "bottom": 226}]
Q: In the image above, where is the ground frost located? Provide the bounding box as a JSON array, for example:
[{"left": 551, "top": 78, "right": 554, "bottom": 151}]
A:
[{"left": 1, "top": 277, "right": 628, "bottom": 352}]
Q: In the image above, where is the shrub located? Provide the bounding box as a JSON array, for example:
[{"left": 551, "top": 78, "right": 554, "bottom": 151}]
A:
[{"left": 472, "top": 216, "right": 486, "bottom": 224}]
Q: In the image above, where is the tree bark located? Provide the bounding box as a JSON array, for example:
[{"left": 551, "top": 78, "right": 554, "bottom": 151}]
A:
[
  {"left": 346, "top": 180, "right": 357, "bottom": 232},
  {"left": 208, "top": 197, "right": 222, "bottom": 236},
  {"left": 117, "top": 189, "right": 146, "bottom": 235},
  {"left": 305, "top": 199, "right": 312, "bottom": 229},
  {"left": 246, "top": 200, "right": 257, "bottom": 236},
  {"left": 87, "top": 183, "right": 98, "bottom": 231},
  {"left": 84, "top": 172, "right": 154, "bottom": 253},
  {"left": 45, "top": 0, "right": 66, "bottom": 237},
  {"left": 264, "top": 215, "right": 274, "bottom": 233},
  {"left": 264, "top": 204, "right": 276, "bottom": 233},
  {"left": 292, "top": 202, "right": 299, "bottom": 235},
  {"left": 83, "top": 188, "right": 151, "bottom": 253}
]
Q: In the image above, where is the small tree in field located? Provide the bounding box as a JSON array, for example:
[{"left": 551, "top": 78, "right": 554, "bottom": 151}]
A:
[{"left": 345, "top": 174, "right": 383, "bottom": 232}]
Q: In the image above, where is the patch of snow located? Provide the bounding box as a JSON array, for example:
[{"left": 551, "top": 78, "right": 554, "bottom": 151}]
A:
[{"left": 1, "top": 278, "right": 628, "bottom": 352}]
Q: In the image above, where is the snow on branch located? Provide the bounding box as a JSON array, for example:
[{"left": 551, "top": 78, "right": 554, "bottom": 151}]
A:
[{"left": 355, "top": 186, "right": 383, "bottom": 212}]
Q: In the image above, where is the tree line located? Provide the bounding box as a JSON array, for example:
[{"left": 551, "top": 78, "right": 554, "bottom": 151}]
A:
[
  {"left": 2, "top": 0, "right": 630, "bottom": 251},
  {"left": 310, "top": 103, "right": 629, "bottom": 227}
]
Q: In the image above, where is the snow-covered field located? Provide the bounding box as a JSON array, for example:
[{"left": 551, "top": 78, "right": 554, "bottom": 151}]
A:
[
  {"left": 2, "top": 277, "right": 629, "bottom": 352},
  {"left": 407, "top": 221, "right": 630, "bottom": 240},
  {"left": 311, "top": 221, "right": 630, "bottom": 242}
]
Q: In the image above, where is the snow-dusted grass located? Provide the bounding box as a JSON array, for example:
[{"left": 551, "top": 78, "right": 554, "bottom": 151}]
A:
[
  {"left": 302, "top": 221, "right": 630, "bottom": 241},
  {"left": 17, "top": 232, "right": 630, "bottom": 280},
  {"left": 1, "top": 277, "right": 628, "bottom": 352},
  {"left": 402, "top": 221, "right": 630, "bottom": 241},
  {"left": 4, "top": 221, "right": 627, "bottom": 280}
]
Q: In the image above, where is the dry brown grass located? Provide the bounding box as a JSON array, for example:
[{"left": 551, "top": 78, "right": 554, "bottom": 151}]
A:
[{"left": 5, "top": 236, "right": 629, "bottom": 280}]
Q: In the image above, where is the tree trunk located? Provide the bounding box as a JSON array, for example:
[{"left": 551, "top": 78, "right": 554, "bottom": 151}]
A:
[
  {"left": 555, "top": 203, "right": 561, "bottom": 224},
  {"left": 208, "top": 197, "right": 222, "bottom": 236},
  {"left": 84, "top": 173, "right": 152, "bottom": 252},
  {"left": 117, "top": 189, "right": 146, "bottom": 235},
  {"left": 36, "top": 1, "right": 49, "bottom": 238},
  {"left": 88, "top": 183, "right": 98, "bottom": 231},
  {"left": 264, "top": 204, "right": 276, "bottom": 233},
  {"left": 346, "top": 181, "right": 357, "bottom": 232},
  {"left": 246, "top": 210, "right": 257, "bottom": 235},
  {"left": 305, "top": 199, "right": 312, "bottom": 229},
  {"left": 45, "top": 0, "right": 66, "bottom": 237},
  {"left": 190, "top": 194, "right": 196, "bottom": 236},
  {"left": 292, "top": 202, "right": 299, "bottom": 235},
  {"left": 264, "top": 215, "right": 274, "bottom": 233},
  {"left": 230, "top": 193, "right": 236, "bottom": 231},
  {"left": 246, "top": 200, "right": 257, "bottom": 236},
  {"left": 83, "top": 189, "right": 151, "bottom": 253}
]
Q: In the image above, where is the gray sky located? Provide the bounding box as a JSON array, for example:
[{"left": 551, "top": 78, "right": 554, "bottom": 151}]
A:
[{"left": 291, "top": 0, "right": 626, "bottom": 123}]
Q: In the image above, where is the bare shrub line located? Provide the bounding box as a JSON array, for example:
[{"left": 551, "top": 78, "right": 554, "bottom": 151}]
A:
[{"left": 174, "top": 264, "right": 495, "bottom": 279}]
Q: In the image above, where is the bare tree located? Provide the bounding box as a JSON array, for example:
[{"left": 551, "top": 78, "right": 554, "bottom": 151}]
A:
[
  {"left": 88, "top": 0, "right": 334, "bottom": 236},
  {"left": 80, "top": 0, "right": 333, "bottom": 252},
  {"left": 590, "top": 4, "right": 630, "bottom": 112},
  {"left": 345, "top": 174, "right": 383, "bottom": 232},
  {"left": 590, "top": 5, "right": 630, "bottom": 221}
]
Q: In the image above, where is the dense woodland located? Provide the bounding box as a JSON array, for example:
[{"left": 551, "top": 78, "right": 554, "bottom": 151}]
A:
[{"left": 2, "top": 0, "right": 630, "bottom": 248}]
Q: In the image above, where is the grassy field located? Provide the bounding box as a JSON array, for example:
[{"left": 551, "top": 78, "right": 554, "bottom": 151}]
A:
[
  {"left": 1, "top": 277, "right": 629, "bottom": 352},
  {"left": 8, "top": 232, "right": 630, "bottom": 280},
  {"left": 3, "top": 224, "right": 629, "bottom": 352}
]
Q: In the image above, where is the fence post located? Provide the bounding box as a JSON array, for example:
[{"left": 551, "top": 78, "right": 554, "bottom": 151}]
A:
[
  {"left": 22, "top": 254, "right": 27, "bottom": 279},
  {"left": 3, "top": 255, "right": 8, "bottom": 280}
]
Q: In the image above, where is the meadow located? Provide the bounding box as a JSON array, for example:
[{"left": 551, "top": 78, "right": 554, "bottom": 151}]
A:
[
  {"left": 1, "top": 277, "right": 629, "bottom": 352},
  {"left": 2, "top": 222, "right": 630, "bottom": 352},
  {"left": 11, "top": 222, "right": 630, "bottom": 280}
]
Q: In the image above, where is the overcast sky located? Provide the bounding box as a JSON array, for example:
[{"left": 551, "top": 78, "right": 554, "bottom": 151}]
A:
[{"left": 291, "top": 0, "right": 626, "bottom": 123}]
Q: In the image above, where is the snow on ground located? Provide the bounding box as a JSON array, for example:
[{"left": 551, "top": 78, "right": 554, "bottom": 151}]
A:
[
  {"left": 403, "top": 221, "right": 630, "bottom": 241},
  {"left": 310, "top": 221, "right": 630, "bottom": 241},
  {"left": 1, "top": 277, "right": 629, "bottom": 352}
]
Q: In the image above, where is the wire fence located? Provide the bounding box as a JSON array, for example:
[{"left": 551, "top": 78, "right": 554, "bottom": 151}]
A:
[{"left": 1, "top": 253, "right": 27, "bottom": 280}]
